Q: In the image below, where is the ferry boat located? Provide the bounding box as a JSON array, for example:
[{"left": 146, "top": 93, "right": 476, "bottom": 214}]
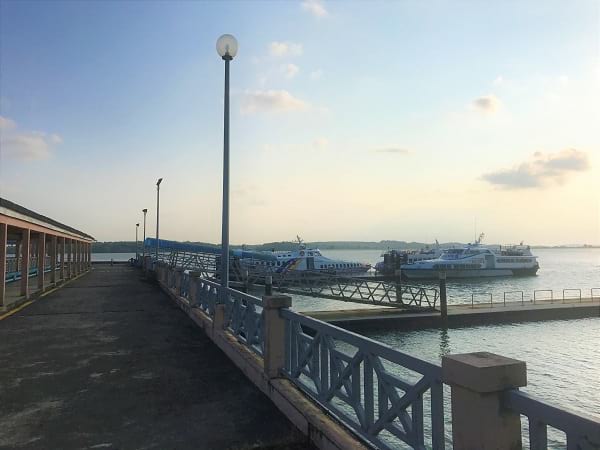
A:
[
  {"left": 234, "top": 237, "right": 371, "bottom": 275},
  {"left": 401, "top": 235, "right": 539, "bottom": 279},
  {"left": 374, "top": 241, "right": 442, "bottom": 275}
]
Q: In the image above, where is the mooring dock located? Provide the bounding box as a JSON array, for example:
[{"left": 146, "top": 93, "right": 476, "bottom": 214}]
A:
[
  {"left": 0, "top": 265, "right": 309, "bottom": 450},
  {"left": 307, "top": 299, "right": 600, "bottom": 330}
]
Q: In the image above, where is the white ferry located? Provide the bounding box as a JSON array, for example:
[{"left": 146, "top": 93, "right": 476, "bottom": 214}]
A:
[
  {"left": 234, "top": 237, "right": 371, "bottom": 275},
  {"left": 401, "top": 235, "right": 539, "bottom": 279}
]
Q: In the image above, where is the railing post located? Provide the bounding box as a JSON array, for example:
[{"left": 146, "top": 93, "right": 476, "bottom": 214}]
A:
[
  {"left": 443, "top": 352, "right": 527, "bottom": 450},
  {"left": 213, "top": 303, "right": 226, "bottom": 330},
  {"left": 174, "top": 268, "right": 184, "bottom": 295},
  {"left": 262, "top": 294, "right": 292, "bottom": 378},
  {"left": 188, "top": 271, "right": 201, "bottom": 305}
]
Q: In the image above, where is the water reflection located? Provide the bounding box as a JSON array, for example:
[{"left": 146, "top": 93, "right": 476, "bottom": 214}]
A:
[{"left": 439, "top": 327, "right": 451, "bottom": 359}]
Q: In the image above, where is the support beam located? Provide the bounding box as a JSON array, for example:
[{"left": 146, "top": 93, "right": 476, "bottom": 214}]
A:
[
  {"left": 20, "top": 229, "right": 30, "bottom": 297},
  {"left": 37, "top": 232, "right": 46, "bottom": 291},
  {"left": 0, "top": 223, "right": 7, "bottom": 307},
  {"left": 50, "top": 235, "right": 57, "bottom": 284}
]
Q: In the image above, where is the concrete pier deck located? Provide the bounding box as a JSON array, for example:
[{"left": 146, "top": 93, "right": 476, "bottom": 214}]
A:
[
  {"left": 308, "top": 298, "right": 600, "bottom": 331},
  {"left": 0, "top": 265, "right": 309, "bottom": 450}
]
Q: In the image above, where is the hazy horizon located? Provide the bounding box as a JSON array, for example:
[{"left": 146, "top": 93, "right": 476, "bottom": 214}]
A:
[{"left": 1, "top": 1, "right": 599, "bottom": 245}]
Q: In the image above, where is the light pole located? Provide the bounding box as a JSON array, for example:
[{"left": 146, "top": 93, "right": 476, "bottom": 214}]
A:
[
  {"left": 135, "top": 223, "right": 140, "bottom": 260},
  {"left": 142, "top": 208, "right": 148, "bottom": 257},
  {"left": 216, "top": 34, "right": 238, "bottom": 293},
  {"left": 156, "top": 178, "right": 163, "bottom": 261}
]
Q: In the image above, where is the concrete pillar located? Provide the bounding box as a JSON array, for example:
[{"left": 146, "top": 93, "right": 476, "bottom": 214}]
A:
[
  {"left": 442, "top": 352, "right": 527, "bottom": 450},
  {"left": 37, "top": 232, "right": 46, "bottom": 291},
  {"left": 15, "top": 240, "right": 21, "bottom": 271},
  {"left": 59, "top": 237, "right": 65, "bottom": 280},
  {"left": 67, "top": 239, "right": 72, "bottom": 278},
  {"left": 262, "top": 294, "right": 292, "bottom": 378},
  {"left": 188, "top": 271, "right": 201, "bottom": 305},
  {"left": 213, "top": 303, "right": 226, "bottom": 330},
  {"left": 174, "top": 268, "right": 183, "bottom": 295},
  {"left": 0, "top": 223, "right": 7, "bottom": 307},
  {"left": 50, "top": 235, "right": 57, "bottom": 284},
  {"left": 20, "top": 229, "right": 30, "bottom": 297}
]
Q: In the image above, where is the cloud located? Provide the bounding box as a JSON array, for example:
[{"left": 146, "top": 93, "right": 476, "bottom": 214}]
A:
[
  {"left": 240, "top": 90, "right": 309, "bottom": 114},
  {"left": 281, "top": 63, "right": 299, "bottom": 79},
  {"left": 482, "top": 148, "right": 591, "bottom": 189},
  {"left": 372, "top": 147, "right": 412, "bottom": 155},
  {"left": 493, "top": 76, "right": 504, "bottom": 86},
  {"left": 0, "top": 116, "right": 62, "bottom": 161},
  {"left": 301, "top": 0, "right": 328, "bottom": 18},
  {"left": 0, "top": 115, "right": 16, "bottom": 130},
  {"left": 472, "top": 94, "right": 501, "bottom": 113},
  {"left": 309, "top": 69, "right": 323, "bottom": 81},
  {"left": 269, "top": 41, "right": 303, "bottom": 57}
]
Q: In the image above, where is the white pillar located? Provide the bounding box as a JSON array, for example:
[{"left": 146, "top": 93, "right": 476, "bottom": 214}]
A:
[
  {"left": 0, "top": 223, "right": 7, "bottom": 307},
  {"left": 20, "top": 229, "right": 30, "bottom": 297},
  {"left": 37, "top": 232, "right": 46, "bottom": 291}
]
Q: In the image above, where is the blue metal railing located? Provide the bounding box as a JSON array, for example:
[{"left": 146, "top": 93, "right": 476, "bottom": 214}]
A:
[
  {"left": 223, "top": 288, "right": 264, "bottom": 356},
  {"left": 281, "top": 309, "right": 446, "bottom": 450},
  {"left": 506, "top": 390, "right": 600, "bottom": 449},
  {"left": 158, "top": 264, "right": 599, "bottom": 450}
]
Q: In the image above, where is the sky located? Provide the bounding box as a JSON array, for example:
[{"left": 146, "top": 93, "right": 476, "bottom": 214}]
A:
[{"left": 0, "top": 0, "right": 599, "bottom": 246}]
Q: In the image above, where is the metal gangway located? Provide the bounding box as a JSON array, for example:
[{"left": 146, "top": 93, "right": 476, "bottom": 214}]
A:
[{"left": 144, "top": 238, "right": 438, "bottom": 310}]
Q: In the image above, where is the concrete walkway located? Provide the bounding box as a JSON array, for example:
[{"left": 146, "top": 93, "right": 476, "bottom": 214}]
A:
[{"left": 0, "top": 265, "right": 309, "bottom": 450}]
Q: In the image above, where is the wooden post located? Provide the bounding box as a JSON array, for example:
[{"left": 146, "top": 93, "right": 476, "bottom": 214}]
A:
[
  {"left": 0, "top": 223, "right": 7, "bottom": 307},
  {"left": 20, "top": 229, "right": 30, "bottom": 298},
  {"left": 443, "top": 352, "right": 527, "bottom": 449}
]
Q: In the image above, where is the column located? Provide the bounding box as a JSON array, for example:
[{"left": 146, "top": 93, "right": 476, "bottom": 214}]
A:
[
  {"left": 50, "top": 235, "right": 57, "bottom": 284},
  {"left": 67, "top": 239, "right": 72, "bottom": 278},
  {"left": 443, "top": 352, "right": 527, "bottom": 449},
  {"left": 15, "top": 240, "right": 21, "bottom": 271},
  {"left": 0, "top": 223, "right": 7, "bottom": 307},
  {"left": 74, "top": 240, "right": 79, "bottom": 275},
  {"left": 37, "top": 232, "right": 46, "bottom": 291},
  {"left": 262, "top": 294, "right": 293, "bottom": 378},
  {"left": 59, "top": 237, "right": 65, "bottom": 280},
  {"left": 20, "top": 229, "right": 30, "bottom": 297},
  {"left": 88, "top": 242, "right": 92, "bottom": 269}
]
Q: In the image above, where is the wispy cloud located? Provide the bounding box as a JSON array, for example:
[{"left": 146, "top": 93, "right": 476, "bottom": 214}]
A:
[
  {"left": 269, "top": 41, "right": 303, "bottom": 57},
  {"left": 281, "top": 63, "right": 299, "bottom": 79},
  {"left": 482, "top": 148, "right": 591, "bottom": 189},
  {"left": 372, "top": 147, "right": 412, "bottom": 155},
  {"left": 0, "top": 115, "right": 62, "bottom": 161},
  {"left": 472, "top": 94, "right": 501, "bottom": 113},
  {"left": 301, "top": 0, "right": 328, "bottom": 18},
  {"left": 240, "top": 90, "right": 309, "bottom": 114},
  {"left": 0, "top": 115, "right": 16, "bottom": 130}
]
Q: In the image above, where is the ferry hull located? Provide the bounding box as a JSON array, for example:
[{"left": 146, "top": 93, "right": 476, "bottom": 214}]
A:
[{"left": 402, "top": 267, "right": 538, "bottom": 280}]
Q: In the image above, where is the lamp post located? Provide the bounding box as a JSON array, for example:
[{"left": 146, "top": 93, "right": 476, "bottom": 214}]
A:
[
  {"left": 216, "top": 34, "right": 238, "bottom": 293},
  {"left": 135, "top": 223, "right": 140, "bottom": 261},
  {"left": 142, "top": 208, "right": 148, "bottom": 257},
  {"left": 156, "top": 178, "right": 163, "bottom": 261}
]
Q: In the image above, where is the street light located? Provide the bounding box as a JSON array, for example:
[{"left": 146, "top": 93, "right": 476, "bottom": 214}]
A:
[
  {"left": 156, "top": 178, "right": 163, "bottom": 261},
  {"left": 216, "top": 34, "right": 238, "bottom": 293},
  {"left": 142, "top": 208, "right": 148, "bottom": 257},
  {"left": 135, "top": 223, "right": 140, "bottom": 260}
]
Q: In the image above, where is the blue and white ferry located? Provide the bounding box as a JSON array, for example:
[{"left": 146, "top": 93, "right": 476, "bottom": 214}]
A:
[{"left": 234, "top": 238, "right": 371, "bottom": 275}]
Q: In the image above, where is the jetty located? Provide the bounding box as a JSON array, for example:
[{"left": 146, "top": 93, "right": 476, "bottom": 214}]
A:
[{"left": 1, "top": 199, "right": 599, "bottom": 450}]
